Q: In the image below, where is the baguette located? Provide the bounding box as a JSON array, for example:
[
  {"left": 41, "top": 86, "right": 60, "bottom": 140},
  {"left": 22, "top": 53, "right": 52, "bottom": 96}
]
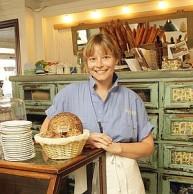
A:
[
  {"left": 100, "top": 25, "right": 121, "bottom": 52},
  {"left": 116, "top": 20, "right": 127, "bottom": 52},
  {"left": 148, "top": 26, "right": 157, "bottom": 43},
  {"left": 119, "top": 21, "right": 129, "bottom": 48},
  {"left": 140, "top": 26, "right": 149, "bottom": 45},
  {"left": 152, "top": 28, "right": 160, "bottom": 43},
  {"left": 108, "top": 22, "right": 122, "bottom": 50},
  {"left": 125, "top": 22, "right": 135, "bottom": 48},
  {"left": 137, "top": 27, "right": 145, "bottom": 47},
  {"left": 135, "top": 27, "right": 140, "bottom": 47},
  {"left": 145, "top": 27, "right": 153, "bottom": 43}
]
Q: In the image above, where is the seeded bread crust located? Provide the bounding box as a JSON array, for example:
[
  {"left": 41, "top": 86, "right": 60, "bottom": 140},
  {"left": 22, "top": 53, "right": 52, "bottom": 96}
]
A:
[{"left": 41, "top": 112, "right": 83, "bottom": 138}]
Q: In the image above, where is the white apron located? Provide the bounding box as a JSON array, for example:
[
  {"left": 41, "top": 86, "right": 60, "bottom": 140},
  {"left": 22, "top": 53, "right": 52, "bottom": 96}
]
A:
[
  {"left": 106, "top": 153, "right": 145, "bottom": 194},
  {"left": 92, "top": 153, "right": 145, "bottom": 194}
]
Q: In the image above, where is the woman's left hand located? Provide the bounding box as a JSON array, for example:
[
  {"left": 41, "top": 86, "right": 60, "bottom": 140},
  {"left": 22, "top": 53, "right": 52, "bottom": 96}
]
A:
[
  {"left": 102, "top": 142, "right": 122, "bottom": 155},
  {"left": 86, "top": 132, "right": 112, "bottom": 149}
]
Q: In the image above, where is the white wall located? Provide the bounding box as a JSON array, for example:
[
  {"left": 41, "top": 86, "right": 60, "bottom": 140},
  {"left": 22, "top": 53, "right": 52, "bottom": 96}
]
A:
[
  {"left": 0, "top": 0, "right": 37, "bottom": 73},
  {"left": 24, "top": 9, "right": 36, "bottom": 67}
]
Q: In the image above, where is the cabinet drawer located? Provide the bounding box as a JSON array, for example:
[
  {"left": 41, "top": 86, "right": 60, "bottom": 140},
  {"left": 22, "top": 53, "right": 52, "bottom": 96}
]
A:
[
  {"left": 26, "top": 106, "right": 49, "bottom": 115},
  {"left": 163, "top": 144, "right": 193, "bottom": 172},
  {"left": 161, "top": 174, "right": 193, "bottom": 194},
  {"left": 119, "top": 82, "right": 158, "bottom": 108},
  {"left": 148, "top": 113, "right": 158, "bottom": 140},
  {"left": 138, "top": 144, "right": 158, "bottom": 169},
  {"left": 141, "top": 172, "right": 157, "bottom": 194},
  {"left": 164, "top": 81, "right": 193, "bottom": 108},
  {"left": 18, "top": 84, "right": 56, "bottom": 106},
  {"left": 163, "top": 114, "right": 193, "bottom": 141}
]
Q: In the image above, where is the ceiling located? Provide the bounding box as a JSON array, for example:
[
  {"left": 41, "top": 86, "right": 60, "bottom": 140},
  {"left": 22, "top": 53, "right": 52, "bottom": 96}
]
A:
[
  {"left": 25, "top": 0, "right": 149, "bottom": 11},
  {"left": 25, "top": 0, "right": 87, "bottom": 10}
]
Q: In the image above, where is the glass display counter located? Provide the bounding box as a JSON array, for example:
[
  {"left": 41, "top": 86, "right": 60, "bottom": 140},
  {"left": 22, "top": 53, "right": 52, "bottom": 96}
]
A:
[{"left": 0, "top": 144, "right": 106, "bottom": 194}]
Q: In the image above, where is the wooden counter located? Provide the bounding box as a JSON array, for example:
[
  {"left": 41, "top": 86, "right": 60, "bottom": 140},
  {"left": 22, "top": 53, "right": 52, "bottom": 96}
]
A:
[{"left": 0, "top": 144, "right": 106, "bottom": 194}]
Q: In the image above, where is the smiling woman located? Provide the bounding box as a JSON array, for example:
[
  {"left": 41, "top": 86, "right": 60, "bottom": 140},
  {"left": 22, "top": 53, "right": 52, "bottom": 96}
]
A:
[{"left": 40, "top": 32, "right": 154, "bottom": 194}]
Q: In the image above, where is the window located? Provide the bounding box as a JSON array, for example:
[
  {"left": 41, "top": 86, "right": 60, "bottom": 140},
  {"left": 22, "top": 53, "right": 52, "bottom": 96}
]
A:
[{"left": 0, "top": 19, "right": 20, "bottom": 97}]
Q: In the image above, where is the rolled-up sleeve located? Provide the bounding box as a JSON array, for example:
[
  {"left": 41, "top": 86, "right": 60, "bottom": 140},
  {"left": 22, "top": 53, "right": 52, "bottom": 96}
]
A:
[{"left": 136, "top": 98, "right": 154, "bottom": 141}]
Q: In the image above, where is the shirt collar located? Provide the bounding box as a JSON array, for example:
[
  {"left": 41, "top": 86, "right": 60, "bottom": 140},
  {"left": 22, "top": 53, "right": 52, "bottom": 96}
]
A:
[{"left": 89, "top": 73, "right": 119, "bottom": 93}]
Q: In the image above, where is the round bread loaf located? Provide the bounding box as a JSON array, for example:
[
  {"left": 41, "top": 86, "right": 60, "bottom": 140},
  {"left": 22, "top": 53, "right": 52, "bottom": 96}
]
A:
[{"left": 42, "top": 112, "right": 83, "bottom": 138}]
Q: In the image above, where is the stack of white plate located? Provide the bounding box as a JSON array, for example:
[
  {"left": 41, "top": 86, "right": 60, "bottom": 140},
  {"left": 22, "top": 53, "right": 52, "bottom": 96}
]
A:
[{"left": 0, "top": 120, "right": 35, "bottom": 161}]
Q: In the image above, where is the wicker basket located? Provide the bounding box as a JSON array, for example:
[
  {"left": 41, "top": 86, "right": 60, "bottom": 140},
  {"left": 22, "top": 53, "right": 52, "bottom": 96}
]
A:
[{"left": 34, "top": 129, "right": 89, "bottom": 159}]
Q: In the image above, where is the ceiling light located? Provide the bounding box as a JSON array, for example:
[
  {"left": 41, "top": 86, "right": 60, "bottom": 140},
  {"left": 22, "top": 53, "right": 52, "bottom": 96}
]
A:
[
  {"left": 158, "top": 1, "right": 168, "bottom": 9},
  {"left": 63, "top": 15, "right": 73, "bottom": 23},
  {"left": 121, "top": 6, "right": 132, "bottom": 14},
  {"left": 90, "top": 10, "right": 102, "bottom": 19}
]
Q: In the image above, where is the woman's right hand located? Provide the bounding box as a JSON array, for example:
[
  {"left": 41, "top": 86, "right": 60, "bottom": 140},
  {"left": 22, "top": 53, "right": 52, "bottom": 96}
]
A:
[
  {"left": 86, "top": 132, "right": 112, "bottom": 149},
  {"left": 40, "top": 117, "right": 50, "bottom": 134}
]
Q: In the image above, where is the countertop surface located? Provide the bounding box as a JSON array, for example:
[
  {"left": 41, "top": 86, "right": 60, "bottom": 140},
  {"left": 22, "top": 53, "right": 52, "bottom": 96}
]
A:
[{"left": 0, "top": 144, "right": 105, "bottom": 175}]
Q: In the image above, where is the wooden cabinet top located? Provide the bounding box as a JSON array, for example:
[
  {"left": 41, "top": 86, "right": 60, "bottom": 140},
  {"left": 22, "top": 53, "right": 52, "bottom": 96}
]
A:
[{"left": 9, "top": 70, "right": 193, "bottom": 82}]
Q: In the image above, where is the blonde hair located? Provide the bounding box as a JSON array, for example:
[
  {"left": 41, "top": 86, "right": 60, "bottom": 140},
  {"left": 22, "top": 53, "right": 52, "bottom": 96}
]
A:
[{"left": 83, "top": 33, "right": 120, "bottom": 61}]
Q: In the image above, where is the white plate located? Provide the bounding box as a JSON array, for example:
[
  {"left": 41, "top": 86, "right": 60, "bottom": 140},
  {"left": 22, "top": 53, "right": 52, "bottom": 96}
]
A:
[
  {"left": 4, "top": 151, "right": 34, "bottom": 157},
  {"left": 4, "top": 139, "right": 34, "bottom": 143},
  {"left": 1, "top": 134, "right": 32, "bottom": 139},
  {"left": 1, "top": 124, "right": 31, "bottom": 128},
  {"left": 4, "top": 147, "right": 34, "bottom": 152},
  {"left": 4, "top": 148, "right": 34, "bottom": 154},
  {"left": 4, "top": 153, "right": 35, "bottom": 161},
  {"left": 3, "top": 150, "right": 34, "bottom": 156},
  {"left": 2, "top": 141, "right": 34, "bottom": 147},
  {"left": 1, "top": 129, "right": 30, "bottom": 135},
  {"left": 2, "top": 141, "right": 33, "bottom": 147},
  {"left": 1, "top": 127, "right": 31, "bottom": 132},
  {"left": 1, "top": 131, "right": 32, "bottom": 138},
  {"left": 5, "top": 152, "right": 35, "bottom": 158},
  {"left": 1, "top": 126, "right": 31, "bottom": 130},
  {"left": 1, "top": 138, "right": 32, "bottom": 143},
  {"left": 1, "top": 120, "right": 32, "bottom": 127},
  {"left": 4, "top": 149, "right": 34, "bottom": 155},
  {"left": 2, "top": 144, "right": 33, "bottom": 150},
  {"left": 3, "top": 145, "right": 34, "bottom": 151},
  {"left": 2, "top": 141, "right": 33, "bottom": 146},
  {"left": 1, "top": 135, "right": 32, "bottom": 140}
]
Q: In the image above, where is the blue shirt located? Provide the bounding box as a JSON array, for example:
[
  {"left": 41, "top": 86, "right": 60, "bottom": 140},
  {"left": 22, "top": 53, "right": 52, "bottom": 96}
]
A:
[{"left": 46, "top": 75, "right": 153, "bottom": 142}]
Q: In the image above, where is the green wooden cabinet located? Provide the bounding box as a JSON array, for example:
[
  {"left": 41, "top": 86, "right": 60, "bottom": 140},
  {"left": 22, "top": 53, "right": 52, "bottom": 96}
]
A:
[
  {"left": 141, "top": 172, "right": 158, "bottom": 194},
  {"left": 18, "top": 83, "right": 56, "bottom": 114},
  {"left": 161, "top": 174, "right": 193, "bottom": 194},
  {"left": 162, "top": 144, "right": 193, "bottom": 173},
  {"left": 164, "top": 81, "right": 193, "bottom": 109},
  {"left": 119, "top": 82, "right": 159, "bottom": 109},
  {"left": 10, "top": 71, "right": 193, "bottom": 194},
  {"left": 163, "top": 113, "right": 193, "bottom": 141}
]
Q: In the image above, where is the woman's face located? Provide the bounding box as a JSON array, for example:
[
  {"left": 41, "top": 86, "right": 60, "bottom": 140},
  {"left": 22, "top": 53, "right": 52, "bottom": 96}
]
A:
[{"left": 87, "top": 45, "right": 118, "bottom": 85}]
